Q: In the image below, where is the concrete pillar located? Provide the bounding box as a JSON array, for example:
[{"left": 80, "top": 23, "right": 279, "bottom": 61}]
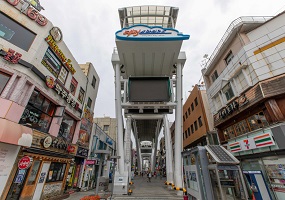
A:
[
  {"left": 164, "top": 115, "right": 173, "bottom": 185},
  {"left": 115, "top": 63, "right": 125, "bottom": 174},
  {"left": 174, "top": 62, "right": 183, "bottom": 193},
  {"left": 125, "top": 117, "right": 132, "bottom": 180}
]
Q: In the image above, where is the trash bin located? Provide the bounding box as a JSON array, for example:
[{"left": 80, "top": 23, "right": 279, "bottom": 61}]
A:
[{"left": 183, "top": 195, "right": 188, "bottom": 200}]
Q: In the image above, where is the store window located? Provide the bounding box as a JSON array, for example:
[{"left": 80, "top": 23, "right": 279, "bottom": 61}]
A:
[
  {"left": 78, "top": 87, "right": 85, "bottom": 103},
  {"left": 222, "top": 83, "right": 235, "bottom": 101},
  {"left": 41, "top": 48, "right": 68, "bottom": 84},
  {"left": 46, "top": 162, "right": 66, "bottom": 182},
  {"left": 0, "top": 71, "right": 11, "bottom": 94},
  {"left": 19, "top": 90, "right": 56, "bottom": 133},
  {"left": 70, "top": 77, "right": 78, "bottom": 96},
  {"left": 27, "top": 160, "right": 41, "bottom": 185},
  {"left": 0, "top": 12, "right": 36, "bottom": 51},
  {"left": 247, "top": 111, "right": 269, "bottom": 131},
  {"left": 59, "top": 113, "right": 77, "bottom": 143}
]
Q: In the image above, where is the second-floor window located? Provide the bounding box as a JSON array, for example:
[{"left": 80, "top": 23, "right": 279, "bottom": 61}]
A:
[
  {"left": 198, "top": 116, "right": 203, "bottom": 127},
  {"left": 211, "top": 70, "right": 219, "bottom": 83},
  {"left": 59, "top": 112, "right": 76, "bottom": 143},
  {"left": 19, "top": 90, "right": 56, "bottom": 133},
  {"left": 223, "top": 83, "right": 235, "bottom": 101},
  {"left": 91, "top": 76, "right": 96, "bottom": 89},
  {"left": 87, "top": 97, "right": 92, "bottom": 108},
  {"left": 70, "top": 77, "right": 78, "bottom": 96}
]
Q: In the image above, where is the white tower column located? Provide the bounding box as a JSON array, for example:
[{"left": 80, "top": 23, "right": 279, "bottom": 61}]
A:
[
  {"left": 164, "top": 115, "right": 173, "bottom": 186},
  {"left": 135, "top": 139, "right": 142, "bottom": 172},
  {"left": 125, "top": 117, "right": 132, "bottom": 181},
  {"left": 174, "top": 62, "right": 183, "bottom": 193},
  {"left": 115, "top": 63, "right": 125, "bottom": 174}
]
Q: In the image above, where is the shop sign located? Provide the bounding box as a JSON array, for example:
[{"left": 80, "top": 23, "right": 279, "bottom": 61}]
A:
[
  {"left": 45, "top": 35, "right": 76, "bottom": 74},
  {"left": 45, "top": 76, "right": 79, "bottom": 110},
  {"left": 3, "top": 48, "right": 22, "bottom": 64},
  {"left": 38, "top": 172, "right": 46, "bottom": 183},
  {"left": 229, "top": 133, "right": 275, "bottom": 153},
  {"left": 41, "top": 136, "right": 52, "bottom": 148},
  {"left": 116, "top": 25, "right": 190, "bottom": 41},
  {"left": 106, "top": 137, "right": 113, "bottom": 146},
  {"left": 14, "top": 169, "right": 26, "bottom": 183},
  {"left": 86, "top": 160, "right": 97, "bottom": 165},
  {"left": 77, "top": 147, "right": 89, "bottom": 158},
  {"left": 239, "top": 94, "right": 249, "bottom": 107},
  {"left": 50, "top": 27, "right": 63, "bottom": 43},
  {"left": 67, "top": 144, "right": 77, "bottom": 154},
  {"left": 217, "top": 100, "right": 239, "bottom": 121},
  {"left": 18, "top": 156, "right": 33, "bottom": 170},
  {"left": 5, "top": 0, "right": 48, "bottom": 26}
]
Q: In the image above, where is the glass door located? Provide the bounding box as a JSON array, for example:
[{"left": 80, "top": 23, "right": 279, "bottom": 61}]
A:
[{"left": 6, "top": 169, "right": 28, "bottom": 200}]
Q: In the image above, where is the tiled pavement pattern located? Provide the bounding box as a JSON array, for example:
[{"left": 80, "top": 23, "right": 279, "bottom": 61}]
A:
[{"left": 67, "top": 175, "right": 184, "bottom": 200}]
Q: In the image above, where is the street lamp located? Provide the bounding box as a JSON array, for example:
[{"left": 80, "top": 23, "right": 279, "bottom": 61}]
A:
[{"left": 94, "top": 150, "right": 111, "bottom": 196}]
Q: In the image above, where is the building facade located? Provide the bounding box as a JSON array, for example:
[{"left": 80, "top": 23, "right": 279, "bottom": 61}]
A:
[
  {"left": 183, "top": 84, "right": 215, "bottom": 149},
  {"left": 203, "top": 11, "right": 285, "bottom": 199},
  {"left": 0, "top": 1, "right": 98, "bottom": 199},
  {"left": 93, "top": 117, "right": 117, "bottom": 142}
]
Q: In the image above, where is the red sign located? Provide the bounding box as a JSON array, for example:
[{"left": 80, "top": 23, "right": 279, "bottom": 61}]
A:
[
  {"left": 46, "top": 76, "right": 55, "bottom": 88},
  {"left": 18, "top": 156, "right": 33, "bottom": 170},
  {"left": 67, "top": 145, "right": 76, "bottom": 153},
  {"left": 3, "top": 49, "right": 22, "bottom": 64}
]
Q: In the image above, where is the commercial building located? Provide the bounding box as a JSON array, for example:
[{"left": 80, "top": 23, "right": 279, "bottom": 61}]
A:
[
  {"left": 183, "top": 84, "right": 216, "bottom": 149},
  {"left": 202, "top": 11, "right": 285, "bottom": 199},
  {"left": 0, "top": 1, "right": 99, "bottom": 199},
  {"left": 93, "top": 116, "right": 117, "bottom": 142}
]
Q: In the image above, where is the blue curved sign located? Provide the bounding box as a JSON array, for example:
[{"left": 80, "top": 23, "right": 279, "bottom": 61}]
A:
[{"left": 116, "top": 25, "right": 190, "bottom": 41}]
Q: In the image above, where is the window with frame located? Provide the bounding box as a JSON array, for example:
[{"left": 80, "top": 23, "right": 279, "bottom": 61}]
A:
[
  {"left": 191, "top": 124, "right": 194, "bottom": 133},
  {"left": 191, "top": 103, "right": 194, "bottom": 111},
  {"left": 187, "top": 127, "right": 190, "bottom": 136},
  {"left": 223, "top": 126, "right": 235, "bottom": 141},
  {"left": 185, "top": 112, "right": 188, "bottom": 119},
  {"left": 247, "top": 111, "right": 269, "bottom": 131},
  {"left": 78, "top": 87, "right": 85, "bottom": 103},
  {"left": 222, "top": 83, "right": 235, "bottom": 101},
  {"left": 70, "top": 77, "right": 78, "bottom": 96},
  {"left": 19, "top": 90, "right": 56, "bottom": 133},
  {"left": 46, "top": 162, "right": 66, "bottom": 183},
  {"left": 87, "top": 97, "right": 92, "bottom": 108},
  {"left": 194, "top": 98, "right": 198, "bottom": 106},
  {"left": 0, "top": 12, "right": 36, "bottom": 51},
  {"left": 198, "top": 116, "right": 203, "bottom": 127},
  {"left": 59, "top": 113, "right": 76, "bottom": 143},
  {"left": 91, "top": 76, "right": 96, "bottom": 89},
  {"left": 0, "top": 71, "right": 11, "bottom": 95},
  {"left": 183, "top": 116, "right": 185, "bottom": 122},
  {"left": 188, "top": 108, "right": 190, "bottom": 115},
  {"left": 211, "top": 70, "right": 219, "bottom": 83},
  {"left": 194, "top": 121, "right": 198, "bottom": 131},
  {"left": 225, "top": 51, "right": 234, "bottom": 65},
  {"left": 41, "top": 48, "right": 68, "bottom": 84},
  {"left": 103, "top": 125, "right": 109, "bottom": 131}
]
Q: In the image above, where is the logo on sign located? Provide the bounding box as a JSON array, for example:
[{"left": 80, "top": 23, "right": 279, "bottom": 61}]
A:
[
  {"left": 18, "top": 156, "right": 33, "bottom": 170},
  {"left": 42, "top": 136, "right": 52, "bottom": 148}
]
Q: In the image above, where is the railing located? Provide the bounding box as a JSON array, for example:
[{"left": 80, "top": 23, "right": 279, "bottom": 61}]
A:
[{"left": 205, "top": 16, "right": 272, "bottom": 70}]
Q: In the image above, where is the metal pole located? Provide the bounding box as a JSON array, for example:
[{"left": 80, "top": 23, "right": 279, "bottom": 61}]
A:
[
  {"left": 95, "top": 155, "right": 103, "bottom": 196},
  {"left": 115, "top": 63, "right": 125, "bottom": 174},
  {"left": 174, "top": 62, "right": 183, "bottom": 194}
]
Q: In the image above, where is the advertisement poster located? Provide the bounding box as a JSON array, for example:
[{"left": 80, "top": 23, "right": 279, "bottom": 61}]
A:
[{"left": 0, "top": 143, "right": 20, "bottom": 195}]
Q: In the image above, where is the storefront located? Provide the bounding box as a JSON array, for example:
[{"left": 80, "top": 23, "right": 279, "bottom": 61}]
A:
[
  {"left": 228, "top": 123, "right": 285, "bottom": 200},
  {"left": 4, "top": 130, "right": 72, "bottom": 200}
]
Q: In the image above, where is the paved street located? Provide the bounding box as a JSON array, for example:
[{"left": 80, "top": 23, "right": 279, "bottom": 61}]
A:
[{"left": 66, "top": 175, "right": 183, "bottom": 200}]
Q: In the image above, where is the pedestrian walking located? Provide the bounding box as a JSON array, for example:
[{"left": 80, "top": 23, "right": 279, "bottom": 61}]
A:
[{"left": 147, "top": 172, "right": 152, "bottom": 182}]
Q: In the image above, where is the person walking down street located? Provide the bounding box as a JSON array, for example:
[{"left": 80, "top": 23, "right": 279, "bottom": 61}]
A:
[{"left": 147, "top": 172, "right": 152, "bottom": 182}]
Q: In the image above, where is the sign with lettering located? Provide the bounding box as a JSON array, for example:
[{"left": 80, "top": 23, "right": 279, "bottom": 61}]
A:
[
  {"left": 5, "top": 0, "right": 48, "bottom": 26},
  {"left": 14, "top": 169, "right": 26, "bottom": 184},
  {"left": 45, "top": 77, "right": 79, "bottom": 110},
  {"left": 116, "top": 25, "right": 190, "bottom": 41},
  {"left": 76, "top": 147, "right": 89, "bottom": 158},
  {"left": 217, "top": 100, "right": 239, "bottom": 121},
  {"left": 3, "top": 48, "right": 22, "bottom": 63},
  {"left": 50, "top": 27, "right": 63, "bottom": 43},
  {"left": 78, "top": 105, "right": 93, "bottom": 146},
  {"left": 18, "top": 156, "right": 33, "bottom": 170},
  {"left": 45, "top": 35, "right": 76, "bottom": 74},
  {"left": 42, "top": 136, "right": 52, "bottom": 148},
  {"left": 106, "top": 137, "right": 113, "bottom": 146},
  {"left": 229, "top": 133, "right": 275, "bottom": 153}
]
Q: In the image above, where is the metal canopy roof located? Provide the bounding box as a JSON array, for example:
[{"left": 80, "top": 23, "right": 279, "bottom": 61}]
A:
[
  {"left": 132, "top": 118, "right": 163, "bottom": 142},
  {"left": 115, "top": 40, "right": 183, "bottom": 79},
  {"left": 118, "top": 5, "right": 178, "bottom": 28}
]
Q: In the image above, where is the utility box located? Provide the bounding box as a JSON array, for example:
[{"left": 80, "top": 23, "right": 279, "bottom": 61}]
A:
[{"left": 113, "top": 171, "right": 128, "bottom": 195}]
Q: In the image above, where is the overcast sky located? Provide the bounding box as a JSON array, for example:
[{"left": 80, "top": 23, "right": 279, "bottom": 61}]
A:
[{"left": 41, "top": 0, "right": 285, "bottom": 120}]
